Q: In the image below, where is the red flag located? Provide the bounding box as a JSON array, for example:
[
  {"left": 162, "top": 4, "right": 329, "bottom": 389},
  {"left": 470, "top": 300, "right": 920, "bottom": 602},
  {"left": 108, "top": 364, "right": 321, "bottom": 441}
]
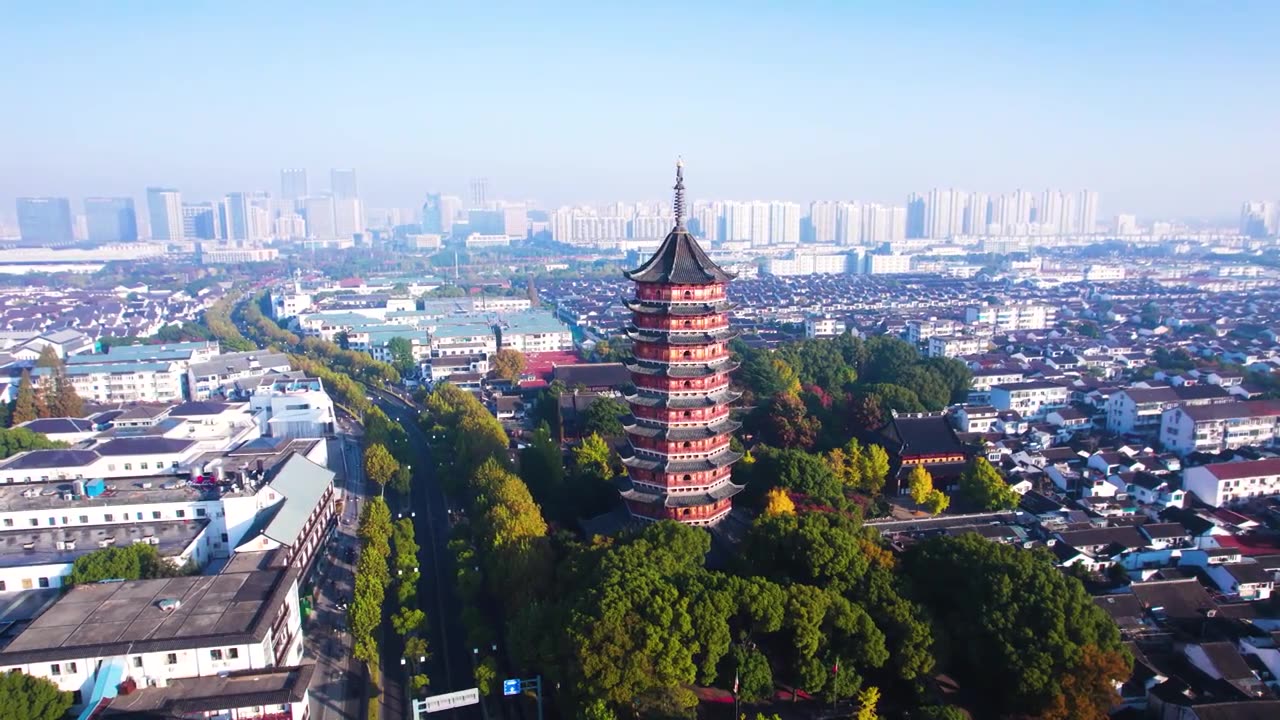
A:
[{"left": 831, "top": 660, "right": 839, "bottom": 675}]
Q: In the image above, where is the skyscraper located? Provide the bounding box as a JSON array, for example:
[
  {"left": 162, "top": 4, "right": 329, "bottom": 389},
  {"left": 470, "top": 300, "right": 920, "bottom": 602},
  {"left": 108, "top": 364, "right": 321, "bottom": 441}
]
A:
[
  {"left": 281, "top": 168, "right": 308, "bottom": 201},
  {"left": 146, "top": 187, "right": 183, "bottom": 240},
  {"left": 469, "top": 178, "right": 488, "bottom": 208},
  {"left": 16, "top": 197, "right": 74, "bottom": 243},
  {"left": 84, "top": 197, "right": 138, "bottom": 242},
  {"left": 1077, "top": 190, "right": 1099, "bottom": 234},
  {"left": 906, "top": 193, "right": 926, "bottom": 239},
  {"left": 769, "top": 202, "right": 801, "bottom": 244},
  {"left": 224, "top": 193, "right": 252, "bottom": 240},
  {"left": 304, "top": 196, "right": 337, "bottom": 238},
  {"left": 330, "top": 169, "right": 358, "bottom": 199},
  {"left": 925, "top": 188, "right": 956, "bottom": 239},
  {"left": 1240, "top": 201, "right": 1277, "bottom": 238},
  {"left": 422, "top": 193, "right": 445, "bottom": 234},
  {"left": 748, "top": 202, "right": 770, "bottom": 247},
  {"left": 835, "top": 203, "right": 862, "bottom": 245},
  {"left": 333, "top": 198, "right": 363, "bottom": 238},
  {"left": 964, "top": 192, "right": 990, "bottom": 235},
  {"left": 808, "top": 201, "right": 839, "bottom": 244},
  {"left": 182, "top": 203, "right": 222, "bottom": 240}
]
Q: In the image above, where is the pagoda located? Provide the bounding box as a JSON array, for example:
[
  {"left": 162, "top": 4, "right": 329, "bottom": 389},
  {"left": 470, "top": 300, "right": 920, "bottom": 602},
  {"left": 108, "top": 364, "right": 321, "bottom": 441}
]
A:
[{"left": 617, "top": 161, "right": 744, "bottom": 526}]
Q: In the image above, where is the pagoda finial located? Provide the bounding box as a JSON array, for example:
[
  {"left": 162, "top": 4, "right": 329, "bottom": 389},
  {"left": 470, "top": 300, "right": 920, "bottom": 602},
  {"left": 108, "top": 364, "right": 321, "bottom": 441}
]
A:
[{"left": 673, "top": 157, "right": 686, "bottom": 229}]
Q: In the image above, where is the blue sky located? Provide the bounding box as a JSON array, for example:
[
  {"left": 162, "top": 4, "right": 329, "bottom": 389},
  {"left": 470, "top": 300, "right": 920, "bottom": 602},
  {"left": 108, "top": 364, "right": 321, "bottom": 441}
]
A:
[{"left": 1, "top": 1, "right": 1277, "bottom": 220}]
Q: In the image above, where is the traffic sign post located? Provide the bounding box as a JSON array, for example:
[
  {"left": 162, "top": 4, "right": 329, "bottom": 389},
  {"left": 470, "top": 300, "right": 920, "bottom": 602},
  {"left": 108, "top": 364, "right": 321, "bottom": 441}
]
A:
[
  {"left": 412, "top": 688, "right": 481, "bottom": 717},
  {"left": 501, "top": 676, "right": 543, "bottom": 720}
]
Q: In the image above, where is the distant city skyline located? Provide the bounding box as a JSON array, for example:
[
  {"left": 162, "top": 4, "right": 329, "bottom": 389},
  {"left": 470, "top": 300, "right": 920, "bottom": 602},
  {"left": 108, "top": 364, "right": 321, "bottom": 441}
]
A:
[{"left": 2, "top": 3, "right": 1278, "bottom": 221}]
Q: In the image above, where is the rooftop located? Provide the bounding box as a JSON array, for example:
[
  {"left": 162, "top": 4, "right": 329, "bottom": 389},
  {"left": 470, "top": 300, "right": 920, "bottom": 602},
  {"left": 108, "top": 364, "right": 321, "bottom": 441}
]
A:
[
  {"left": 99, "top": 663, "right": 315, "bottom": 718},
  {"left": 1201, "top": 458, "right": 1280, "bottom": 481},
  {"left": 0, "top": 519, "right": 208, "bottom": 569},
  {"left": 0, "top": 566, "right": 298, "bottom": 663}
]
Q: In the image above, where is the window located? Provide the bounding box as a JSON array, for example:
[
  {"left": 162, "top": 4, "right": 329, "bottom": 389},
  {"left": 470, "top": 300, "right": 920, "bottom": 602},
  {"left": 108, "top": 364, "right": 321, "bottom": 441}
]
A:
[
  {"left": 29, "top": 519, "right": 38, "bottom": 527},
  {"left": 166, "top": 653, "right": 177, "bottom": 665},
  {"left": 67, "top": 662, "right": 77, "bottom": 673},
  {"left": 0, "top": 581, "right": 4, "bottom": 591},
  {"left": 152, "top": 511, "right": 161, "bottom": 520},
  {"left": 196, "top": 508, "right": 206, "bottom": 518},
  {"left": 123, "top": 464, "right": 131, "bottom": 471},
  {"left": 47, "top": 518, "right": 56, "bottom": 526},
  {"left": 21, "top": 579, "right": 32, "bottom": 590},
  {"left": 140, "top": 462, "right": 148, "bottom": 470},
  {"left": 227, "top": 648, "right": 239, "bottom": 659},
  {"left": 104, "top": 514, "right": 114, "bottom": 522},
  {"left": 132, "top": 657, "right": 142, "bottom": 668},
  {"left": 2, "top": 519, "right": 11, "bottom": 527},
  {"left": 210, "top": 649, "right": 223, "bottom": 660},
  {"left": 108, "top": 464, "right": 115, "bottom": 471},
  {"left": 171, "top": 461, "right": 179, "bottom": 468},
  {"left": 176, "top": 510, "right": 185, "bottom": 519},
  {"left": 38, "top": 577, "right": 50, "bottom": 588},
  {"left": 221, "top": 533, "right": 229, "bottom": 543},
  {"left": 79, "top": 515, "right": 88, "bottom": 524},
  {"left": 50, "top": 664, "right": 60, "bottom": 676},
  {"left": 136, "top": 512, "right": 143, "bottom": 520},
  {"left": 72, "top": 691, "right": 82, "bottom": 705}
]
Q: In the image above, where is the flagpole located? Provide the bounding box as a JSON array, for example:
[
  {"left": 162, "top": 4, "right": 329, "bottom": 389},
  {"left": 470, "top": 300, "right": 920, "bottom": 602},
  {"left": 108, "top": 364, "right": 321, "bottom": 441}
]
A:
[
  {"left": 733, "top": 667, "right": 740, "bottom": 720},
  {"left": 832, "top": 658, "right": 839, "bottom": 714}
]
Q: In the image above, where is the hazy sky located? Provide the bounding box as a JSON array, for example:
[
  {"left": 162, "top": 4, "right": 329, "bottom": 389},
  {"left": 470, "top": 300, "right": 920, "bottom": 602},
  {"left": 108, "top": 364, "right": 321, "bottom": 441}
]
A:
[{"left": 1, "top": 1, "right": 1277, "bottom": 220}]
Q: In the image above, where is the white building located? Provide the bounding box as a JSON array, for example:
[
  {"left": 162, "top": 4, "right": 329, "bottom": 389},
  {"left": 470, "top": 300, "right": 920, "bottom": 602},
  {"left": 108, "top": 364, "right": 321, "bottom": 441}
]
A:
[
  {"left": 497, "top": 312, "right": 573, "bottom": 353},
  {"left": 989, "top": 381, "right": 1069, "bottom": 419},
  {"left": 464, "top": 233, "right": 511, "bottom": 248},
  {"left": 1183, "top": 459, "right": 1280, "bottom": 507},
  {"left": 187, "top": 351, "right": 293, "bottom": 401},
  {"left": 963, "top": 303, "right": 1057, "bottom": 331},
  {"left": 927, "top": 335, "right": 988, "bottom": 358},
  {"left": 146, "top": 187, "right": 183, "bottom": 241},
  {"left": 864, "top": 253, "right": 912, "bottom": 275},
  {"left": 1107, "top": 385, "right": 1232, "bottom": 437},
  {"left": 906, "top": 319, "right": 963, "bottom": 345},
  {"left": 248, "top": 377, "right": 336, "bottom": 439},
  {"left": 766, "top": 252, "right": 854, "bottom": 276},
  {"left": 805, "top": 315, "right": 845, "bottom": 338},
  {"left": 1160, "top": 400, "right": 1280, "bottom": 456}
]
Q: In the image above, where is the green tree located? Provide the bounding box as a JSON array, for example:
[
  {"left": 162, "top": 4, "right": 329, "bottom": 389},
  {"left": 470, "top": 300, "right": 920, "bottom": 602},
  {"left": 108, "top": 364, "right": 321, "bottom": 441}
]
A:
[
  {"left": 858, "top": 444, "right": 891, "bottom": 495},
  {"left": 923, "top": 489, "right": 950, "bottom": 515},
  {"left": 392, "top": 607, "right": 426, "bottom": 636},
  {"left": 0, "top": 671, "right": 72, "bottom": 720},
  {"left": 582, "top": 396, "right": 627, "bottom": 438},
  {"left": 915, "top": 706, "right": 967, "bottom": 720},
  {"left": 762, "top": 392, "right": 821, "bottom": 450},
  {"left": 572, "top": 433, "right": 614, "bottom": 482},
  {"left": 727, "top": 644, "right": 774, "bottom": 703},
  {"left": 907, "top": 464, "right": 934, "bottom": 505},
  {"left": 390, "top": 465, "right": 413, "bottom": 494},
  {"left": 387, "top": 336, "right": 417, "bottom": 377},
  {"left": 958, "top": 456, "right": 1018, "bottom": 511},
  {"left": 862, "top": 382, "right": 925, "bottom": 413},
  {"left": 755, "top": 447, "right": 843, "bottom": 506},
  {"left": 0, "top": 427, "right": 67, "bottom": 458},
  {"left": 519, "top": 422, "right": 565, "bottom": 508},
  {"left": 491, "top": 348, "right": 528, "bottom": 384},
  {"left": 10, "top": 370, "right": 37, "bottom": 426},
  {"left": 827, "top": 438, "right": 863, "bottom": 488},
  {"left": 902, "top": 534, "right": 1130, "bottom": 718},
  {"left": 363, "top": 443, "right": 400, "bottom": 487},
  {"left": 66, "top": 544, "right": 180, "bottom": 585}
]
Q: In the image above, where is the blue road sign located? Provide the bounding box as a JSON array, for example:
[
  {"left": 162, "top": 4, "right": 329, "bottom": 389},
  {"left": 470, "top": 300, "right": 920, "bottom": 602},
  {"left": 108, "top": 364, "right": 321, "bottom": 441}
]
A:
[{"left": 503, "top": 679, "right": 521, "bottom": 696}]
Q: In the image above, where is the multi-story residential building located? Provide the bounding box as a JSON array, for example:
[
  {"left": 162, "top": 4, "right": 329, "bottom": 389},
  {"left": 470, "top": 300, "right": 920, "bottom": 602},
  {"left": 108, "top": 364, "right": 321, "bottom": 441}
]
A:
[
  {"left": 1183, "top": 459, "right": 1280, "bottom": 507},
  {"left": 187, "top": 351, "right": 293, "bottom": 400},
  {"left": 989, "top": 381, "right": 1069, "bottom": 419},
  {"left": 927, "top": 335, "right": 988, "bottom": 358},
  {"left": 248, "top": 377, "right": 336, "bottom": 439},
  {"left": 969, "top": 367, "right": 1027, "bottom": 393},
  {"left": 766, "top": 252, "right": 855, "bottom": 276},
  {"left": 1160, "top": 400, "right": 1280, "bottom": 456},
  {"left": 428, "top": 355, "right": 490, "bottom": 384},
  {"left": 864, "top": 252, "right": 912, "bottom": 274},
  {"left": 1107, "top": 385, "right": 1233, "bottom": 437},
  {"left": 963, "top": 302, "right": 1057, "bottom": 331},
  {"left": 804, "top": 315, "right": 845, "bottom": 338},
  {"left": 906, "top": 318, "right": 964, "bottom": 345}
]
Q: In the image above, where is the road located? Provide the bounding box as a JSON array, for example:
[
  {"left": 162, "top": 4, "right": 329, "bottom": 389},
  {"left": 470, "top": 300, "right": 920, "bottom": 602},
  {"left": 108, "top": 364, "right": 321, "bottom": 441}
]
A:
[
  {"left": 306, "top": 434, "right": 365, "bottom": 720},
  {"left": 372, "top": 389, "right": 482, "bottom": 720}
]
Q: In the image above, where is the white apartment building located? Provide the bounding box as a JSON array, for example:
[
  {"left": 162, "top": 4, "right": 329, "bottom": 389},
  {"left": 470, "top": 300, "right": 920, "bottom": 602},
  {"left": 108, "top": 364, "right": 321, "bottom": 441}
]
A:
[
  {"left": 0, "top": 565, "right": 305, "bottom": 711},
  {"left": 952, "top": 405, "right": 998, "bottom": 433},
  {"left": 963, "top": 303, "right": 1057, "bottom": 331},
  {"left": 187, "top": 351, "right": 293, "bottom": 400},
  {"left": 428, "top": 355, "right": 490, "bottom": 384},
  {"left": 864, "top": 253, "right": 912, "bottom": 275},
  {"left": 1107, "top": 385, "right": 1234, "bottom": 437},
  {"left": 1160, "top": 401, "right": 1280, "bottom": 456},
  {"left": 970, "top": 367, "right": 1027, "bottom": 393},
  {"left": 805, "top": 315, "right": 846, "bottom": 338},
  {"left": 1183, "top": 459, "right": 1280, "bottom": 507},
  {"left": 927, "top": 335, "right": 988, "bottom": 358},
  {"left": 471, "top": 296, "right": 532, "bottom": 312},
  {"left": 989, "top": 381, "right": 1069, "bottom": 419},
  {"left": 906, "top": 319, "right": 963, "bottom": 345},
  {"left": 62, "top": 362, "right": 185, "bottom": 404},
  {"left": 497, "top": 312, "right": 573, "bottom": 353},
  {"left": 270, "top": 289, "right": 313, "bottom": 320},
  {"left": 766, "top": 252, "right": 854, "bottom": 276},
  {"left": 464, "top": 233, "right": 511, "bottom": 248}
]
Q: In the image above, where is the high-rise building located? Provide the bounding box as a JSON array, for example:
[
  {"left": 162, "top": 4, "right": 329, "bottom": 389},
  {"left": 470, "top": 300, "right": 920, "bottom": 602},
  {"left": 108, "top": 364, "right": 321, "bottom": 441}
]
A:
[
  {"left": 769, "top": 202, "right": 801, "bottom": 244},
  {"left": 1114, "top": 214, "right": 1139, "bottom": 236},
  {"left": 964, "top": 192, "right": 990, "bottom": 235},
  {"left": 906, "top": 193, "right": 926, "bottom": 239},
  {"left": 469, "top": 178, "right": 489, "bottom": 208},
  {"left": 281, "top": 168, "right": 308, "bottom": 201},
  {"left": 304, "top": 196, "right": 337, "bottom": 238},
  {"left": 421, "top": 193, "right": 445, "bottom": 234},
  {"left": 808, "top": 201, "right": 839, "bottom": 244},
  {"left": 84, "top": 197, "right": 138, "bottom": 242},
  {"left": 1240, "top": 201, "right": 1276, "bottom": 238},
  {"left": 836, "top": 203, "right": 862, "bottom": 245},
  {"left": 224, "top": 193, "right": 253, "bottom": 240},
  {"left": 619, "top": 162, "right": 743, "bottom": 526},
  {"left": 146, "top": 187, "right": 183, "bottom": 240},
  {"left": 748, "top": 202, "right": 769, "bottom": 246},
  {"left": 1039, "top": 190, "right": 1066, "bottom": 235},
  {"left": 16, "top": 197, "right": 74, "bottom": 243},
  {"left": 723, "top": 202, "right": 750, "bottom": 242},
  {"left": 333, "top": 197, "right": 363, "bottom": 238},
  {"left": 182, "top": 203, "right": 222, "bottom": 240},
  {"left": 694, "top": 205, "right": 720, "bottom": 243},
  {"left": 1077, "top": 190, "right": 1099, "bottom": 234},
  {"left": 330, "top": 169, "right": 358, "bottom": 199}
]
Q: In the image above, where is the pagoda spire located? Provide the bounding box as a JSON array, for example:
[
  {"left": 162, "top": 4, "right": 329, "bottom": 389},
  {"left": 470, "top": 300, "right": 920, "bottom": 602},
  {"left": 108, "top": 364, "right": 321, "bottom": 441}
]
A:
[{"left": 673, "top": 157, "right": 686, "bottom": 229}]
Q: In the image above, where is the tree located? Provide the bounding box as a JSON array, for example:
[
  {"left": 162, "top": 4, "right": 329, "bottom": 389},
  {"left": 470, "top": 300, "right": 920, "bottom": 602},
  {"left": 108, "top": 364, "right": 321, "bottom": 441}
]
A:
[
  {"left": 66, "top": 544, "right": 180, "bottom": 585},
  {"left": 826, "top": 438, "right": 863, "bottom": 488},
  {"left": 763, "top": 487, "right": 795, "bottom": 516},
  {"left": 859, "top": 444, "right": 891, "bottom": 495},
  {"left": 902, "top": 534, "right": 1130, "bottom": 718},
  {"left": 519, "top": 422, "right": 565, "bottom": 510},
  {"left": 855, "top": 685, "right": 880, "bottom": 720},
  {"left": 392, "top": 607, "right": 427, "bottom": 636},
  {"left": 0, "top": 671, "right": 72, "bottom": 720},
  {"left": 572, "top": 433, "right": 614, "bottom": 482},
  {"left": 335, "top": 330, "right": 351, "bottom": 350},
  {"left": 922, "top": 489, "right": 950, "bottom": 515},
  {"left": 757, "top": 447, "right": 843, "bottom": 506},
  {"left": 727, "top": 644, "right": 774, "bottom": 703},
  {"left": 363, "top": 443, "right": 400, "bottom": 487},
  {"left": 10, "top": 370, "right": 37, "bottom": 426},
  {"left": 1045, "top": 643, "right": 1131, "bottom": 720},
  {"left": 915, "top": 707, "right": 967, "bottom": 720},
  {"left": 390, "top": 465, "right": 413, "bottom": 494},
  {"left": 907, "top": 464, "right": 934, "bottom": 505},
  {"left": 491, "top": 348, "right": 527, "bottom": 384},
  {"left": 387, "top": 336, "right": 417, "bottom": 377},
  {"left": 958, "top": 456, "right": 1018, "bottom": 511},
  {"left": 0, "top": 427, "right": 66, "bottom": 458},
  {"left": 36, "top": 346, "right": 82, "bottom": 418},
  {"left": 582, "top": 396, "right": 627, "bottom": 438},
  {"left": 763, "top": 392, "right": 821, "bottom": 450}
]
